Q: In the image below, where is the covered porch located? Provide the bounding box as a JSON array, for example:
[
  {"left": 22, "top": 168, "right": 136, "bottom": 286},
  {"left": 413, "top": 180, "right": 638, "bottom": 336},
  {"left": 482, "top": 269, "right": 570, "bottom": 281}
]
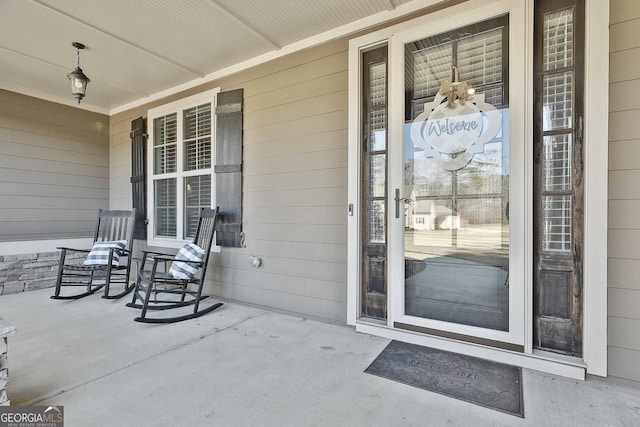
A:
[
  {"left": 1, "top": 288, "right": 639, "bottom": 426},
  {"left": 2, "top": 0, "right": 640, "bottom": 419}
]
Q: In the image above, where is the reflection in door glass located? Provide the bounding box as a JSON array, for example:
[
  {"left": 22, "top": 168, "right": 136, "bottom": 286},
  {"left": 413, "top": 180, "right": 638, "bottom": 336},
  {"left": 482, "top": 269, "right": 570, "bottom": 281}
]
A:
[{"left": 403, "top": 16, "right": 510, "bottom": 332}]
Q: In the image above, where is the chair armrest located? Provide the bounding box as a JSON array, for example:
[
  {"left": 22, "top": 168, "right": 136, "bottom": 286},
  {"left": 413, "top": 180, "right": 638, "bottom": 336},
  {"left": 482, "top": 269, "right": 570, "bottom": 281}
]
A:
[
  {"left": 150, "top": 254, "right": 204, "bottom": 266},
  {"left": 118, "top": 248, "right": 133, "bottom": 259},
  {"left": 141, "top": 250, "right": 175, "bottom": 258},
  {"left": 149, "top": 254, "right": 176, "bottom": 263},
  {"left": 138, "top": 252, "right": 175, "bottom": 277},
  {"left": 56, "top": 247, "right": 91, "bottom": 253}
]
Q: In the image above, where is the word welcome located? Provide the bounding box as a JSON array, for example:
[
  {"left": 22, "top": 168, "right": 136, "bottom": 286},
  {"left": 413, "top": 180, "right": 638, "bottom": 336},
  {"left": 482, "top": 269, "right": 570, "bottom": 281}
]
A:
[
  {"left": 406, "top": 357, "right": 480, "bottom": 381},
  {"left": 427, "top": 117, "right": 479, "bottom": 137}
]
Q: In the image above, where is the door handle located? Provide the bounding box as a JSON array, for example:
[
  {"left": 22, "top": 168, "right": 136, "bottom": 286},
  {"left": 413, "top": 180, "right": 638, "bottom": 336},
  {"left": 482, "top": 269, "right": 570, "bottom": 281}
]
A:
[{"left": 394, "top": 189, "right": 414, "bottom": 218}]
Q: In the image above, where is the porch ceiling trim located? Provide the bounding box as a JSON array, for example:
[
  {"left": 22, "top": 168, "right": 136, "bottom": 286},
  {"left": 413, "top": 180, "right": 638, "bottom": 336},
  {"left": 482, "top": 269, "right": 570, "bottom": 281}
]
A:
[{"left": 109, "top": 0, "right": 455, "bottom": 115}]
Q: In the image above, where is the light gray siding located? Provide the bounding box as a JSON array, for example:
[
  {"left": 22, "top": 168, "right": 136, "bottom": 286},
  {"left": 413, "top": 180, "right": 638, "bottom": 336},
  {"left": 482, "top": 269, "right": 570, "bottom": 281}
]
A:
[
  {"left": 608, "top": 0, "right": 640, "bottom": 382},
  {"left": 106, "top": 1, "right": 640, "bottom": 382},
  {"left": 110, "top": 39, "right": 349, "bottom": 322},
  {"left": 0, "top": 90, "right": 110, "bottom": 241}
]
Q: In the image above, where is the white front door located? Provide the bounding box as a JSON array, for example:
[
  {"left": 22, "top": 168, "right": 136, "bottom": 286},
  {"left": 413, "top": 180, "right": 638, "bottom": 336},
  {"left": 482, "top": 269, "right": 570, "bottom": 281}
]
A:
[{"left": 386, "top": 4, "right": 527, "bottom": 348}]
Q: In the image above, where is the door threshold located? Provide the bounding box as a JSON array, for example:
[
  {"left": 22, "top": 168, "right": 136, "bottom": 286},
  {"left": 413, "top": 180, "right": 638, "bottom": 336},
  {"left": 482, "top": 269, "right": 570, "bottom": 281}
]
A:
[
  {"left": 532, "top": 349, "right": 585, "bottom": 367},
  {"left": 394, "top": 321, "right": 524, "bottom": 353},
  {"left": 356, "top": 320, "right": 586, "bottom": 380}
]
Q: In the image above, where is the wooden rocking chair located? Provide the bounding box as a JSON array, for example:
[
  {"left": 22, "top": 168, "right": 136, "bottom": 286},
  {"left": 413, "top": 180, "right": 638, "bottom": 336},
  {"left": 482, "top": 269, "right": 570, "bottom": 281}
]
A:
[
  {"left": 126, "top": 207, "right": 222, "bottom": 323},
  {"left": 52, "top": 209, "right": 136, "bottom": 300}
]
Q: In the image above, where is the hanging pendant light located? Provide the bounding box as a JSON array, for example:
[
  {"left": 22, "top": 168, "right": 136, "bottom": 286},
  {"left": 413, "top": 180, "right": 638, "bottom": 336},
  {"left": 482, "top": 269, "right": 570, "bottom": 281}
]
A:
[{"left": 67, "top": 42, "right": 90, "bottom": 103}]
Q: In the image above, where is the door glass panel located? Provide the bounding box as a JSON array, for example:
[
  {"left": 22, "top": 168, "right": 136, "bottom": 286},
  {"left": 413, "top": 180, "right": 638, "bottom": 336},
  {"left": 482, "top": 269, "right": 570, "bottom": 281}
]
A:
[
  {"left": 543, "top": 72, "right": 573, "bottom": 131},
  {"left": 457, "top": 28, "right": 503, "bottom": 86},
  {"left": 543, "top": 10, "right": 574, "bottom": 71},
  {"left": 403, "top": 16, "right": 510, "bottom": 331},
  {"left": 539, "top": 7, "right": 575, "bottom": 255},
  {"left": 369, "top": 200, "right": 386, "bottom": 243},
  {"left": 543, "top": 134, "right": 572, "bottom": 191},
  {"left": 370, "top": 154, "right": 386, "bottom": 198},
  {"left": 361, "top": 47, "right": 388, "bottom": 320},
  {"left": 542, "top": 195, "right": 572, "bottom": 252},
  {"left": 370, "top": 110, "right": 386, "bottom": 151},
  {"left": 369, "top": 63, "right": 387, "bottom": 151},
  {"left": 413, "top": 43, "right": 453, "bottom": 99}
]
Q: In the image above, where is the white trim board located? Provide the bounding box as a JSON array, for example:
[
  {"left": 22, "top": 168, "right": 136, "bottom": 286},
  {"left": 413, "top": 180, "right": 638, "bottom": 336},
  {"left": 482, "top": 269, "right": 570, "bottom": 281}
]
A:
[
  {"left": 0, "top": 238, "right": 93, "bottom": 256},
  {"left": 582, "top": 0, "right": 609, "bottom": 377}
]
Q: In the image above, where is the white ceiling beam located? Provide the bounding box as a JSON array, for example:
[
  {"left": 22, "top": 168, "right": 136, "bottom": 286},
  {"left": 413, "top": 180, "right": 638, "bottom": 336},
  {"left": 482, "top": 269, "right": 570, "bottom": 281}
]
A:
[
  {"left": 208, "top": 0, "right": 283, "bottom": 50},
  {"left": 110, "top": 0, "right": 452, "bottom": 115},
  {"left": 0, "top": 45, "right": 67, "bottom": 71},
  {"left": 31, "top": 0, "right": 205, "bottom": 78},
  {"left": 384, "top": 0, "right": 397, "bottom": 10}
]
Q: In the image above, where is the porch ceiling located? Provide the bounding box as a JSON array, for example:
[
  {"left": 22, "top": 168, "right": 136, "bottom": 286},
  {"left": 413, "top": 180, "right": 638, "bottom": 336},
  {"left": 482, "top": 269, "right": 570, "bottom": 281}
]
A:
[{"left": 0, "top": 0, "right": 451, "bottom": 115}]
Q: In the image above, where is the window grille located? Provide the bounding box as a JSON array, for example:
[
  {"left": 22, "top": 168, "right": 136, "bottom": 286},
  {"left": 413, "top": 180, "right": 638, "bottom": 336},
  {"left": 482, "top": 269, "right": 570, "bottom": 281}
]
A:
[
  {"left": 413, "top": 43, "right": 452, "bottom": 100},
  {"left": 184, "top": 175, "right": 211, "bottom": 239},
  {"left": 149, "top": 92, "right": 216, "bottom": 242},
  {"left": 542, "top": 195, "right": 572, "bottom": 251},
  {"left": 183, "top": 103, "right": 212, "bottom": 171},
  {"left": 543, "top": 10, "right": 574, "bottom": 71},
  {"left": 457, "top": 28, "right": 503, "bottom": 87},
  {"left": 155, "top": 178, "right": 177, "bottom": 237},
  {"left": 543, "top": 134, "right": 572, "bottom": 191},
  {"left": 370, "top": 200, "right": 385, "bottom": 243},
  {"left": 540, "top": 7, "right": 574, "bottom": 252},
  {"left": 367, "top": 60, "right": 387, "bottom": 243},
  {"left": 153, "top": 113, "right": 177, "bottom": 174}
]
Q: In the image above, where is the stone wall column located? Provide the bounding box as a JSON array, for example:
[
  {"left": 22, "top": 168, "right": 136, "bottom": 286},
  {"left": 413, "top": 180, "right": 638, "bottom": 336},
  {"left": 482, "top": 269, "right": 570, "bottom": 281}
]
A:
[{"left": 0, "top": 319, "right": 16, "bottom": 406}]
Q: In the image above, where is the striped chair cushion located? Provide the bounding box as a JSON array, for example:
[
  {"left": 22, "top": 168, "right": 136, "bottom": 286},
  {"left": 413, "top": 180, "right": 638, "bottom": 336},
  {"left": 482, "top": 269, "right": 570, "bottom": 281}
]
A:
[
  {"left": 83, "top": 240, "right": 127, "bottom": 266},
  {"left": 168, "top": 243, "right": 205, "bottom": 279}
]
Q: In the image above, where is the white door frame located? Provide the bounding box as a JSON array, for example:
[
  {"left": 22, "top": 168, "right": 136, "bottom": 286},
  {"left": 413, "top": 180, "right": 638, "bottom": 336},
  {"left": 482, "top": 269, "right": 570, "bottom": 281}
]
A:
[
  {"left": 347, "top": 0, "right": 609, "bottom": 378},
  {"left": 387, "top": 1, "right": 527, "bottom": 348}
]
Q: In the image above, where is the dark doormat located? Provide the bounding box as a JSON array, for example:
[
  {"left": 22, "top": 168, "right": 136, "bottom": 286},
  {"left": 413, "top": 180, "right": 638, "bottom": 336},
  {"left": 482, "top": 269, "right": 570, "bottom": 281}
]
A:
[{"left": 365, "top": 341, "right": 524, "bottom": 418}]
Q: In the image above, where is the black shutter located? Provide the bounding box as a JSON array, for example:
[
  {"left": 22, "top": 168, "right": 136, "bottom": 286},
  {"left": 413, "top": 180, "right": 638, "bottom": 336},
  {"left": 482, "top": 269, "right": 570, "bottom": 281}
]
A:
[
  {"left": 215, "top": 89, "right": 243, "bottom": 247},
  {"left": 130, "top": 117, "right": 147, "bottom": 240}
]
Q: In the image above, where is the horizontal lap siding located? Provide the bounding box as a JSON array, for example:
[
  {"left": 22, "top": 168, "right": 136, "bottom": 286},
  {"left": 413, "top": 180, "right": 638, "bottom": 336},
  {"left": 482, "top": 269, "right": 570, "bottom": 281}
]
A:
[
  {"left": 608, "top": 0, "right": 640, "bottom": 381},
  {"left": 218, "top": 42, "right": 349, "bottom": 321},
  {"left": 110, "top": 39, "right": 349, "bottom": 322},
  {"left": 0, "top": 90, "right": 109, "bottom": 241}
]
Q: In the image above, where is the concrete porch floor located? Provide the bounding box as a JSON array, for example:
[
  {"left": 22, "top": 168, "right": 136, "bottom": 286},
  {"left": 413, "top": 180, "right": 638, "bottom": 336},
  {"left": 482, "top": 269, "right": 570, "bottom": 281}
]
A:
[{"left": 1, "top": 288, "right": 639, "bottom": 426}]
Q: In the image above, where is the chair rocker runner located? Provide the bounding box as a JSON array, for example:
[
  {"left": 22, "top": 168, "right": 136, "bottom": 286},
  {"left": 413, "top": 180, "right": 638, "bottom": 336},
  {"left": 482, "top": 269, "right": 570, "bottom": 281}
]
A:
[
  {"left": 127, "top": 207, "right": 222, "bottom": 323},
  {"left": 52, "top": 209, "right": 136, "bottom": 300}
]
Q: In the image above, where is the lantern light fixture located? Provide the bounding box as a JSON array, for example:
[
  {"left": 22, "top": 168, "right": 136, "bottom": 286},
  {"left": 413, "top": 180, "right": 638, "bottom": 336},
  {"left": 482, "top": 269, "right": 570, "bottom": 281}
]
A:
[{"left": 67, "top": 42, "right": 90, "bottom": 103}]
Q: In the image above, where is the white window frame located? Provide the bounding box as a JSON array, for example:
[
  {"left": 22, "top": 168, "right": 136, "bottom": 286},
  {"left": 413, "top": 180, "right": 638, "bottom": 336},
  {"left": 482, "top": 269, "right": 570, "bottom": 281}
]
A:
[{"left": 147, "top": 88, "right": 220, "bottom": 249}]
